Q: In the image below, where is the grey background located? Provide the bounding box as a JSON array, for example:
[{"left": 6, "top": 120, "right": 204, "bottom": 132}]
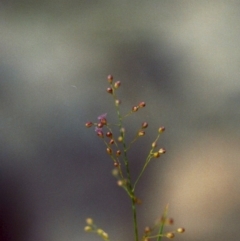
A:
[{"left": 0, "top": 1, "right": 240, "bottom": 241}]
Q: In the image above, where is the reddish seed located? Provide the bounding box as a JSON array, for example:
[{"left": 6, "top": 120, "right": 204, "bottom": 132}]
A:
[
  {"left": 106, "top": 132, "right": 112, "bottom": 138},
  {"left": 100, "top": 118, "right": 107, "bottom": 125},
  {"left": 97, "top": 122, "right": 103, "bottom": 128},
  {"left": 139, "top": 101, "right": 146, "bottom": 107},
  {"left": 106, "top": 148, "right": 112, "bottom": 154},
  {"left": 85, "top": 122, "right": 93, "bottom": 128},
  {"left": 107, "top": 75, "right": 113, "bottom": 83},
  {"left": 109, "top": 139, "right": 114, "bottom": 145},
  {"left": 114, "top": 162, "right": 119, "bottom": 167},
  {"left": 107, "top": 87, "right": 113, "bottom": 94},
  {"left": 167, "top": 218, "right": 174, "bottom": 225},
  {"left": 116, "top": 150, "right": 121, "bottom": 156},
  {"left": 97, "top": 131, "right": 104, "bottom": 138}
]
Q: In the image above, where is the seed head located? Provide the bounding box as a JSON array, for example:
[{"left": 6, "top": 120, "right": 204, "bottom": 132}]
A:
[
  {"left": 86, "top": 218, "right": 93, "bottom": 225},
  {"left": 138, "top": 130, "right": 145, "bottom": 136},
  {"left": 153, "top": 152, "right": 160, "bottom": 158},
  {"left": 106, "top": 131, "right": 112, "bottom": 138},
  {"left": 152, "top": 142, "right": 157, "bottom": 148},
  {"left": 159, "top": 148, "right": 166, "bottom": 154},
  {"left": 166, "top": 232, "right": 175, "bottom": 239},
  {"left": 107, "top": 74, "right": 113, "bottom": 83},
  {"left": 85, "top": 122, "right": 93, "bottom": 128},
  {"left": 117, "top": 180, "right": 124, "bottom": 186},
  {"left": 84, "top": 226, "right": 92, "bottom": 232},
  {"left": 97, "top": 130, "right": 104, "bottom": 138},
  {"left": 177, "top": 228, "right": 185, "bottom": 233},
  {"left": 116, "top": 150, "right": 121, "bottom": 156},
  {"left": 114, "top": 81, "right": 121, "bottom": 89},
  {"left": 100, "top": 118, "right": 107, "bottom": 125},
  {"left": 109, "top": 139, "right": 114, "bottom": 145},
  {"left": 158, "top": 126, "right": 165, "bottom": 133},
  {"left": 139, "top": 101, "right": 146, "bottom": 107},
  {"left": 120, "top": 127, "right": 125, "bottom": 134},
  {"left": 142, "top": 122, "right": 148, "bottom": 128},
  {"left": 106, "top": 147, "right": 112, "bottom": 155},
  {"left": 97, "top": 122, "right": 104, "bottom": 128},
  {"left": 107, "top": 87, "right": 113, "bottom": 94},
  {"left": 118, "top": 136, "right": 123, "bottom": 142},
  {"left": 115, "top": 99, "right": 121, "bottom": 106},
  {"left": 132, "top": 106, "right": 139, "bottom": 112},
  {"left": 97, "top": 229, "right": 104, "bottom": 235},
  {"left": 102, "top": 232, "right": 109, "bottom": 239},
  {"left": 114, "top": 162, "right": 119, "bottom": 167}
]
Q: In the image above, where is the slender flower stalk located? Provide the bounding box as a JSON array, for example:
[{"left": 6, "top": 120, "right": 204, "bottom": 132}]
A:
[
  {"left": 111, "top": 81, "right": 139, "bottom": 241},
  {"left": 84, "top": 75, "right": 185, "bottom": 241}
]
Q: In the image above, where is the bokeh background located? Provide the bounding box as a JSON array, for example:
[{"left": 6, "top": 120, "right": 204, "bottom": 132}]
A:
[{"left": 1, "top": 1, "right": 240, "bottom": 241}]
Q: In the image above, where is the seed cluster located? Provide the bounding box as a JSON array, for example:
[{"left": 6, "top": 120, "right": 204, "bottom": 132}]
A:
[{"left": 85, "top": 75, "right": 185, "bottom": 241}]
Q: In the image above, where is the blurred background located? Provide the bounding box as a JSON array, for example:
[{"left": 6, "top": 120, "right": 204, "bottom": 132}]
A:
[{"left": 0, "top": 1, "right": 240, "bottom": 241}]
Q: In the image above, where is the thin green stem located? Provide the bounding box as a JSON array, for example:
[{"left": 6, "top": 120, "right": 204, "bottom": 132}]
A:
[
  {"left": 112, "top": 87, "right": 139, "bottom": 241},
  {"left": 132, "top": 154, "right": 152, "bottom": 191},
  {"left": 133, "top": 133, "right": 162, "bottom": 191},
  {"left": 126, "top": 136, "right": 138, "bottom": 151},
  {"left": 122, "top": 136, "right": 139, "bottom": 241},
  {"left": 157, "top": 204, "right": 169, "bottom": 241},
  {"left": 130, "top": 194, "right": 138, "bottom": 241}
]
